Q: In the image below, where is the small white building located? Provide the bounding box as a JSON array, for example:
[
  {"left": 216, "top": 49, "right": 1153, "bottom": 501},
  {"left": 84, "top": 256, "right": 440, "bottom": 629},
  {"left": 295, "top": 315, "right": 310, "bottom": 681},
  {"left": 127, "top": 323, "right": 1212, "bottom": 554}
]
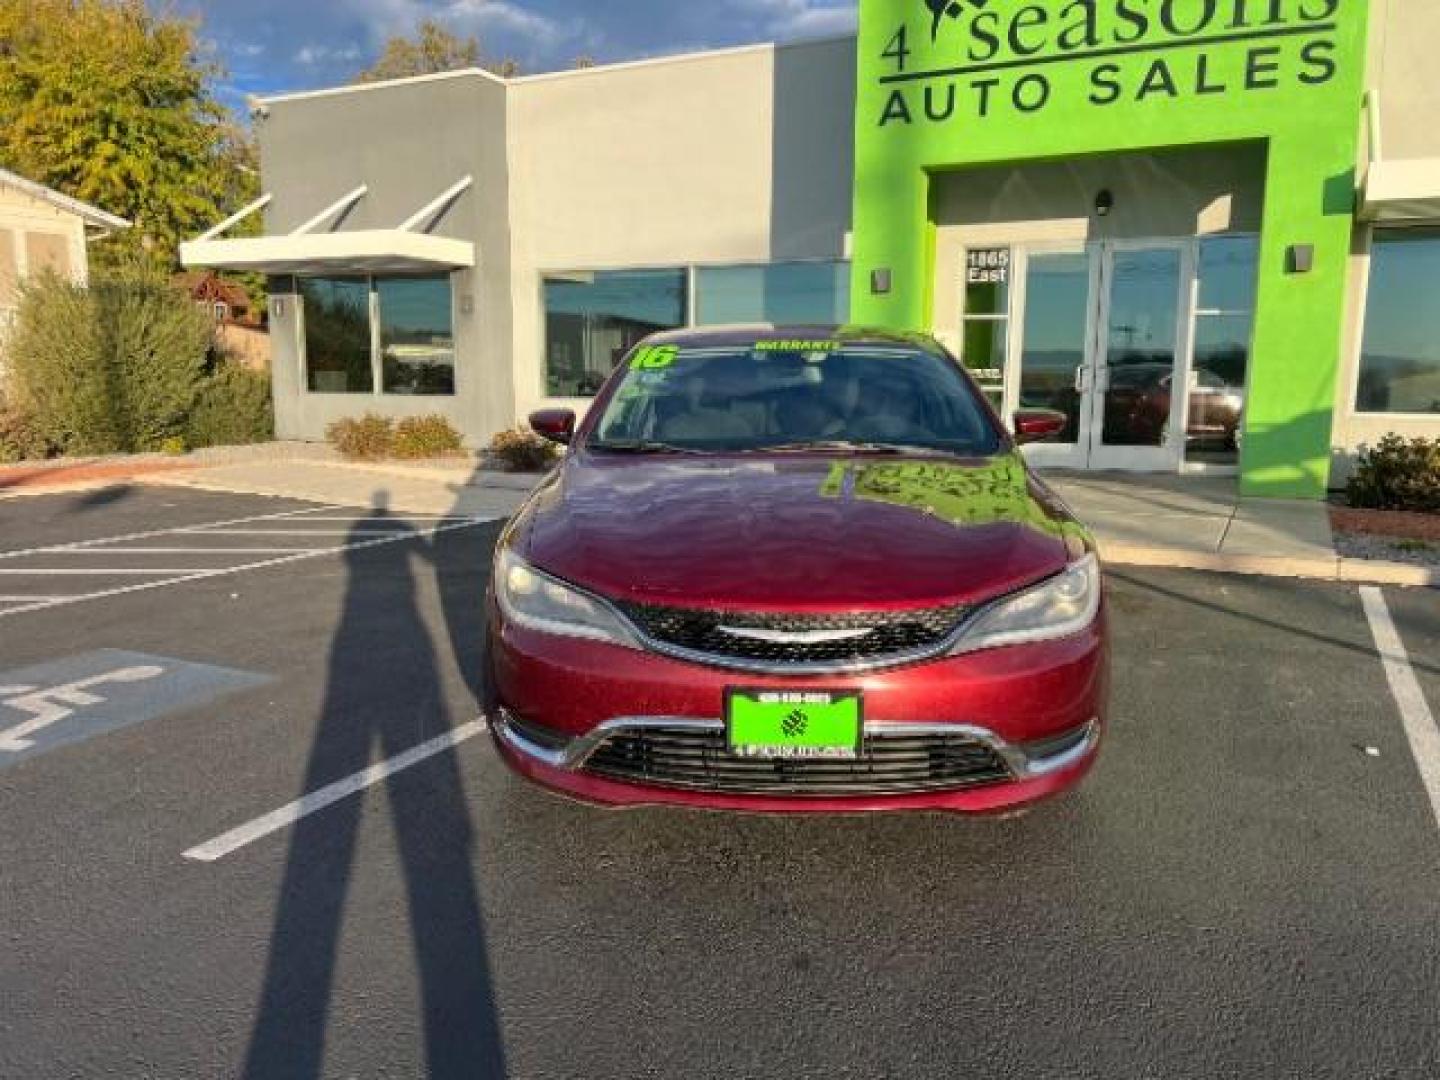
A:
[{"left": 0, "top": 167, "right": 130, "bottom": 337}]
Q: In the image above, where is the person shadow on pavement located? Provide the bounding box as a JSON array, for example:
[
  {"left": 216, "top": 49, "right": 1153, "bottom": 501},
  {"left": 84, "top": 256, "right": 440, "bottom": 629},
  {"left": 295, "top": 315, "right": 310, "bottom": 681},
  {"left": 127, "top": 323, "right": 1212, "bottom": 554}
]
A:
[{"left": 242, "top": 490, "right": 507, "bottom": 1079}]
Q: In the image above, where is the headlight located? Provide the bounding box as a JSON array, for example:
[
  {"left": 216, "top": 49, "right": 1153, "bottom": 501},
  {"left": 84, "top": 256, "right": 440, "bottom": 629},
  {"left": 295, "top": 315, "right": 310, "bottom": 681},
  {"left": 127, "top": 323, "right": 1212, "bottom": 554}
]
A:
[
  {"left": 951, "top": 554, "right": 1101, "bottom": 654},
  {"left": 494, "top": 548, "right": 640, "bottom": 647}
]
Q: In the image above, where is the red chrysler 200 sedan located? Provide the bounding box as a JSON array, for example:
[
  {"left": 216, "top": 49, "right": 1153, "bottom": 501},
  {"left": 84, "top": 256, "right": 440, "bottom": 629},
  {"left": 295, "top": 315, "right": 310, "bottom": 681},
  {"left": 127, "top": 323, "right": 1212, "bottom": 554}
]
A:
[{"left": 485, "top": 327, "right": 1109, "bottom": 813}]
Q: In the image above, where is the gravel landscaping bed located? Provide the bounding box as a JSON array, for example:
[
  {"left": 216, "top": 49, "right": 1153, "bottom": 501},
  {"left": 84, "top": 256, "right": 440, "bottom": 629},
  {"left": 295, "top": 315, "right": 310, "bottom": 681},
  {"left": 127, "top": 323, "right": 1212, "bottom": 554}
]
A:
[
  {"left": 1331, "top": 505, "right": 1440, "bottom": 567},
  {"left": 1334, "top": 531, "right": 1440, "bottom": 567}
]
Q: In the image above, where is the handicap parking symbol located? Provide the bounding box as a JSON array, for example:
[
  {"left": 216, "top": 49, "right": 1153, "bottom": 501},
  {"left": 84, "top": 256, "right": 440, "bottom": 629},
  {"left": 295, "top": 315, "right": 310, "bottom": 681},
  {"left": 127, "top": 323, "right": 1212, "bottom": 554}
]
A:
[{"left": 0, "top": 650, "right": 269, "bottom": 768}]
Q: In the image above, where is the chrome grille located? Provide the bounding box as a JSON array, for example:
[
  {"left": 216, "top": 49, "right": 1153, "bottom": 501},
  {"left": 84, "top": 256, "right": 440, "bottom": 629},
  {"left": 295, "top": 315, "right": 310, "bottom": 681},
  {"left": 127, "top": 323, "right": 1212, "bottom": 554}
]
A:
[
  {"left": 615, "top": 601, "right": 969, "bottom": 667},
  {"left": 581, "top": 724, "right": 1012, "bottom": 796}
]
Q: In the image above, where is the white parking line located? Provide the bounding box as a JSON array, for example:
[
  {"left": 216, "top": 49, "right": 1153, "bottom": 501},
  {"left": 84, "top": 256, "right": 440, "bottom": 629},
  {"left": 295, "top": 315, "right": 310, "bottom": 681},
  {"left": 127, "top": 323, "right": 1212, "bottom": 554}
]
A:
[
  {"left": 0, "top": 568, "right": 217, "bottom": 576},
  {"left": 1361, "top": 587, "right": 1440, "bottom": 830},
  {"left": 183, "top": 719, "right": 487, "bottom": 862},
  {"left": 0, "top": 506, "right": 333, "bottom": 561},
  {"left": 0, "top": 516, "right": 497, "bottom": 620},
  {"left": 181, "top": 528, "right": 422, "bottom": 536},
  {"left": 60, "top": 548, "right": 328, "bottom": 555}
]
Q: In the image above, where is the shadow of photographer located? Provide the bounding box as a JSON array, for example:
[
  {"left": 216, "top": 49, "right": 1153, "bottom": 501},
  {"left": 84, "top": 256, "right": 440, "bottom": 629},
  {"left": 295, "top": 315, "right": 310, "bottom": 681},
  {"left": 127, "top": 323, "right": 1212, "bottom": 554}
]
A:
[{"left": 243, "top": 486, "right": 507, "bottom": 1079}]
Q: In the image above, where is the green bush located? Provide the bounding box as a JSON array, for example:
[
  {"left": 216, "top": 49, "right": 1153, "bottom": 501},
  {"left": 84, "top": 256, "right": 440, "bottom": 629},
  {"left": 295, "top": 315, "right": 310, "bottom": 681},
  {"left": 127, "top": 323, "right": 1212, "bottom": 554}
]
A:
[
  {"left": 488, "top": 426, "right": 560, "bottom": 472},
  {"left": 187, "top": 362, "right": 274, "bottom": 449},
  {"left": 327, "top": 413, "right": 394, "bottom": 460},
  {"left": 0, "top": 398, "right": 51, "bottom": 463},
  {"left": 1346, "top": 435, "right": 1440, "bottom": 514},
  {"left": 393, "top": 414, "right": 464, "bottom": 459},
  {"left": 6, "top": 264, "right": 212, "bottom": 454}
]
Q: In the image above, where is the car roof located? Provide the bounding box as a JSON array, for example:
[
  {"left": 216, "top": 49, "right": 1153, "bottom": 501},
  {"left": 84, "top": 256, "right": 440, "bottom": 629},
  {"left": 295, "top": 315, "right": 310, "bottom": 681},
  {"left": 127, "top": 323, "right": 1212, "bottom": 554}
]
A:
[{"left": 642, "top": 324, "right": 946, "bottom": 353}]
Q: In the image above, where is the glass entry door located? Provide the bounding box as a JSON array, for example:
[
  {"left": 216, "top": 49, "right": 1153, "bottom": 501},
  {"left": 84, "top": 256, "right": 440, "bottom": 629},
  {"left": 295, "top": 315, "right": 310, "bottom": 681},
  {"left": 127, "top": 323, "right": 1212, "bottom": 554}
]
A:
[{"left": 1012, "top": 241, "right": 1192, "bottom": 472}]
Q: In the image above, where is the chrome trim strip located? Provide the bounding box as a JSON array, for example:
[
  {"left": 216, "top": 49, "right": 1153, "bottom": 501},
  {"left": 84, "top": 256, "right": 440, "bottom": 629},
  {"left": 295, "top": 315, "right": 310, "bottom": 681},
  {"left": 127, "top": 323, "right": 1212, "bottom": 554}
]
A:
[
  {"left": 493, "top": 710, "right": 1100, "bottom": 781},
  {"left": 634, "top": 634, "right": 968, "bottom": 676}
]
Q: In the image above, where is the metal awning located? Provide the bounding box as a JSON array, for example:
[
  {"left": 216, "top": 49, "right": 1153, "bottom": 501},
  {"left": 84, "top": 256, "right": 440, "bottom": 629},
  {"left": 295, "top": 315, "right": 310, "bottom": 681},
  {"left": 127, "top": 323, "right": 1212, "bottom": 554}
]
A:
[
  {"left": 1360, "top": 158, "right": 1440, "bottom": 224},
  {"left": 179, "top": 177, "right": 475, "bottom": 274}
]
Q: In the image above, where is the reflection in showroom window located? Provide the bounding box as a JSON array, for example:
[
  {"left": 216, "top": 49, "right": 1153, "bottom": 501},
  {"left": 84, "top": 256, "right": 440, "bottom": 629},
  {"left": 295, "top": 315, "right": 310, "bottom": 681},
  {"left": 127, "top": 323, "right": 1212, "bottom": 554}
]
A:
[
  {"left": 543, "top": 269, "right": 687, "bottom": 397},
  {"left": 379, "top": 275, "right": 455, "bottom": 396},
  {"left": 1190, "top": 236, "right": 1258, "bottom": 466},
  {"left": 1357, "top": 228, "right": 1440, "bottom": 415},
  {"left": 301, "top": 277, "right": 373, "bottom": 393}
]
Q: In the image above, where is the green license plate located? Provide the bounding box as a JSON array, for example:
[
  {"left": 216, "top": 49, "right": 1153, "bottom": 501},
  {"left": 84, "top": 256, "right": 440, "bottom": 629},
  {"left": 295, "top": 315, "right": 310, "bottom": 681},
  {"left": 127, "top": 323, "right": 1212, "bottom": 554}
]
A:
[{"left": 725, "top": 689, "right": 863, "bottom": 760}]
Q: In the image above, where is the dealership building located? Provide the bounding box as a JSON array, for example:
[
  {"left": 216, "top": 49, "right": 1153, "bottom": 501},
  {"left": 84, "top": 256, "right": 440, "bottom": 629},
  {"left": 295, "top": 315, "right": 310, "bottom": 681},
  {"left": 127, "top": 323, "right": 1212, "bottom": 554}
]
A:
[{"left": 182, "top": 0, "right": 1440, "bottom": 498}]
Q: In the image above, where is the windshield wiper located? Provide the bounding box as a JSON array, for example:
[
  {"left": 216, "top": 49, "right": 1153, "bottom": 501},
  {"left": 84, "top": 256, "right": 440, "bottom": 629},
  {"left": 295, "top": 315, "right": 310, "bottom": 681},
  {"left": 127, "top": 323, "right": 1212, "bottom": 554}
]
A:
[
  {"left": 752, "top": 440, "right": 952, "bottom": 457},
  {"left": 589, "top": 439, "right": 709, "bottom": 455}
]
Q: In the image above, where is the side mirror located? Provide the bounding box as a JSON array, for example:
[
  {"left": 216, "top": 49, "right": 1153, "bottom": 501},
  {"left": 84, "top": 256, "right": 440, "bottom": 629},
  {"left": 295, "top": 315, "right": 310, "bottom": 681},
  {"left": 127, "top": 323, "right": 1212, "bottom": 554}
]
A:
[
  {"left": 529, "top": 408, "right": 576, "bottom": 446},
  {"left": 1013, "top": 409, "right": 1068, "bottom": 445}
]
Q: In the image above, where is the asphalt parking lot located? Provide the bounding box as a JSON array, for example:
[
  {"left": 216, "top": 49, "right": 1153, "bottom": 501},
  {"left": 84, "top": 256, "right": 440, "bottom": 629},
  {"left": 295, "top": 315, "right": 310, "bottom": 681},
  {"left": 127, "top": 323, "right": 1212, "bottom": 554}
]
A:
[{"left": 2, "top": 484, "right": 1439, "bottom": 1079}]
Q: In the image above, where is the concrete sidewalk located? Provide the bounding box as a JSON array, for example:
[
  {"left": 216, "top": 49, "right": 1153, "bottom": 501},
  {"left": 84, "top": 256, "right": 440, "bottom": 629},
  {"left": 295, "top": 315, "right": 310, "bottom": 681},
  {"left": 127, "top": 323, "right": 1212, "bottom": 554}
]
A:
[
  {"left": 142, "top": 456, "right": 1435, "bottom": 587},
  {"left": 151, "top": 458, "right": 532, "bottom": 519},
  {"left": 1043, "top": 471, "right": 1435, "bottom": 586}
]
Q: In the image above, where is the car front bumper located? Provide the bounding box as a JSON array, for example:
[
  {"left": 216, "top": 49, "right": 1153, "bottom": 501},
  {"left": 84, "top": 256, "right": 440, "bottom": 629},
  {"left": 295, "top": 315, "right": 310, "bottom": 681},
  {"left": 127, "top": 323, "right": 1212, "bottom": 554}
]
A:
[{"left": 488, "top": 606, "right": 1108, "bottom": 814}]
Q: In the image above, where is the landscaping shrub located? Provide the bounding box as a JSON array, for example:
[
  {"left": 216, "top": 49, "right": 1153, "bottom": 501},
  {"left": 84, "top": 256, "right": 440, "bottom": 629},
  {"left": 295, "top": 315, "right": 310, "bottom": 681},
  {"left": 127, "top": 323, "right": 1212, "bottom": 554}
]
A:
[
  {"left": 6, "top": 264, "right": 212, "bottom": 454},
  {"left": 187, "top": 362, "right": 274, "bottom": 449},
  {"left": 393, "top": 414, "right": 464, "bottom": 459},
  {"left": 1346, "top": 435, "right": 1440, "bottom": 514},
  {"left": 0, "top": 398, "right": 51, "bottom": 463},
  {"left": 488, "top": 426, "right": 560, "bottom": 472},
  {"left": 327, "top": 413, "right": 395, "bottom": 460}
]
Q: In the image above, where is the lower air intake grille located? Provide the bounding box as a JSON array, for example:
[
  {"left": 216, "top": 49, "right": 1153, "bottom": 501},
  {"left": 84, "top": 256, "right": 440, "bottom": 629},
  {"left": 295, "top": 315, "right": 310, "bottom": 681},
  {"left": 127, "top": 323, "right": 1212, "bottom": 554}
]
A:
[{"left": 582, "top": 724, "right": 1012, "bottom": 796}]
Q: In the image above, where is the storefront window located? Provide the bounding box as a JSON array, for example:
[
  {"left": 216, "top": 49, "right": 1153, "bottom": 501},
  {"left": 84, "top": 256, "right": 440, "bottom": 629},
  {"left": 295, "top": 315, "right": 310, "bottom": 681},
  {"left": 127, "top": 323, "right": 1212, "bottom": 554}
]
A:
[
  {"left": 1357, "top": 228, "right": 1440, "bottom": 414},
  {"left": 301, "top": 277, "right": 373, "bottom": 393},
  {"left": 1190, "top": 236, "right": 1258, "bottom": 465},
  {"left": 1018, "top": 251, "right": 1090, "bottom": 445},
  {"left": 695, "top": 260, "right": 850, "bottom": 326},
  {"left": 301, "top": 274, "right": 457, "bottom": 396},
  {"left": 378, "top": 275, "right": 455, "bottom": 395},
  {"left": 543, "top": 269, "right": 687, "bottom": 397},
  {"left": 960, "top": 247, "right": 1011, "bottom": 409}
]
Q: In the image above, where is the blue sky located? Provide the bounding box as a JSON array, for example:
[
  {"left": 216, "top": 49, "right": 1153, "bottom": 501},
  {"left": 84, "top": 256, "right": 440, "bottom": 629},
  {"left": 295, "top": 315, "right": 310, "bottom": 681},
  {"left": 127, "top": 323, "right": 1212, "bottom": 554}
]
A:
[{"left": 171, "top": 0, "right": 857, "bottom": 110}]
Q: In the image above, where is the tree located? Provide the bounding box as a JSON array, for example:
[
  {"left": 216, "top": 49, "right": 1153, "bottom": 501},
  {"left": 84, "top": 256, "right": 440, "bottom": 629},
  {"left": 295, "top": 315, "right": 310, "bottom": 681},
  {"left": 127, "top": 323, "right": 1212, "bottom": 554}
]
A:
[
  {"left": 359, "top": 19, "right": 477, "bottom": 81},
  {"left": 356, "top": 19, "right": 519, "bottom": 82},
  {"left": 0, "top": 0, "right": 257, "bottom": 268}
]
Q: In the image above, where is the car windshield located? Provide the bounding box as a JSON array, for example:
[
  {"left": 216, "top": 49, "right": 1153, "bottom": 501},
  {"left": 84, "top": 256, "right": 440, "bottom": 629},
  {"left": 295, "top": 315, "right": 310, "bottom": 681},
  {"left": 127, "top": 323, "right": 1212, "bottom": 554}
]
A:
[{"left": 590, "top": 340, "right": 1003, "bottom": 456}]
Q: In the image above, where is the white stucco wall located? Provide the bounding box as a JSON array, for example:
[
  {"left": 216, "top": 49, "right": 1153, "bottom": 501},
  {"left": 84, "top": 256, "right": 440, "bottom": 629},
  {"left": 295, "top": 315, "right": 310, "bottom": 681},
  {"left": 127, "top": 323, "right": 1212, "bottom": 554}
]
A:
[
  {"left": 1330, "top": 0, "right": 1440, "bottom": 473},
  {"left": 504, "top": 37, "right": 856, "bottom": 423}
]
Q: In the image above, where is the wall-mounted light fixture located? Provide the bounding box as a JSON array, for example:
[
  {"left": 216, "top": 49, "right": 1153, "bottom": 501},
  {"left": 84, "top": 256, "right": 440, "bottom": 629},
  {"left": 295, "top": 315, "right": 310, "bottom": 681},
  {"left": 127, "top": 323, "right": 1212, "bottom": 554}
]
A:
[
  {"left": 870, "top": 268, "right": 893, "bottom": 295},
  {"left": 1094, "top": 189, "right": 1115, "bottom": 218},
  {"left": 1287, "top": 244, "right": 1315, "bottom": 274}
]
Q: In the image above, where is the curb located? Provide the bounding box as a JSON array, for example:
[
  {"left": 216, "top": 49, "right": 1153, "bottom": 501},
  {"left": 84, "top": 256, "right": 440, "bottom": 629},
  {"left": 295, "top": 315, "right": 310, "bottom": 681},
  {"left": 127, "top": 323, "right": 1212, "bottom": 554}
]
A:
[
  {"left": 315, "top": 459, "right": 542, "bottom": 491},
  {"left": 1100, "top": 543, "right": 1439, "bottom": 588}
]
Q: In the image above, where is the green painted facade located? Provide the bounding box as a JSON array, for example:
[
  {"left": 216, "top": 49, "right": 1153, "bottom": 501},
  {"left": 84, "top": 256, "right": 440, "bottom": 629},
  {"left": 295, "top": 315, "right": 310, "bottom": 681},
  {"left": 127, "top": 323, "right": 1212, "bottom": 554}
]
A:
[{"left": 850, "top": 0, "right": 1371, "bottom": 498}]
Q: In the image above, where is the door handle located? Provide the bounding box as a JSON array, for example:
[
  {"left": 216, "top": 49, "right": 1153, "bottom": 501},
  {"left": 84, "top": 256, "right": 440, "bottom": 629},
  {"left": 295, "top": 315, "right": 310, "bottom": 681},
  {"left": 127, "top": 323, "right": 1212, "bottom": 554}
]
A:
[{"left": 1074, "top": 366, "right": 1088, "bottom": 394}]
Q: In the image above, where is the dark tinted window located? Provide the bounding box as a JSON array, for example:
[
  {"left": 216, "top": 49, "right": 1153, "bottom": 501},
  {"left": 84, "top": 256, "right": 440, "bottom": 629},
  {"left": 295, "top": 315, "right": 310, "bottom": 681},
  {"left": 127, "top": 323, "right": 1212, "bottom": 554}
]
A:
[
  {"left": 592, "top": 342, "right": 1001, "bottom": 455},
  {"left": 1357, "top": 228, "right": 1440, "bottom": 414},
  {"left": 301, "top": 277, "right": 372, "bottom": 393}
]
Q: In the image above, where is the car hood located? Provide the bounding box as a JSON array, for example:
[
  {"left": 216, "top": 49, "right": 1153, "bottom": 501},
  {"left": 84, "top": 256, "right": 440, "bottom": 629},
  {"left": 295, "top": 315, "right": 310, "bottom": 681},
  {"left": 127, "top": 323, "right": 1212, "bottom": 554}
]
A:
[{"left": 515, "top": 451, "right": 1084, "bottom": 611}]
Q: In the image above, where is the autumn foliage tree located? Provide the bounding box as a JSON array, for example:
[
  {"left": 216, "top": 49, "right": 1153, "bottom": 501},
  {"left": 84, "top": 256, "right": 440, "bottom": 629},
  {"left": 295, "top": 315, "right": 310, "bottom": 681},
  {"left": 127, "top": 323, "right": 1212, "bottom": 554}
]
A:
[
  {"left": 356, "top": 18, "right": 520, "bottom": 82},
  {"left": 0, "top": 0, "right": 257, "bottom": 266}
]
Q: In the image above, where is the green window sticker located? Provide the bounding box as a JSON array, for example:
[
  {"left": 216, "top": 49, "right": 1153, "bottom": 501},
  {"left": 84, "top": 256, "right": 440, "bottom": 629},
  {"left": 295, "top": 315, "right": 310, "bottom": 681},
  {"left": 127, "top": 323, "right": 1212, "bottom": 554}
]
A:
[{"left": 630, "top": 344, "right": 679, "bottom": 371}]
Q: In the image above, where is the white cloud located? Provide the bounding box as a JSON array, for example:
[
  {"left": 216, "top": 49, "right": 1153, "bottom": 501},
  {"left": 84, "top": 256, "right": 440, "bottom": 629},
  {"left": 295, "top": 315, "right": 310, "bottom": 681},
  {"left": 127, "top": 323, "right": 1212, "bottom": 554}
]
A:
[
  {"left": 294, "top": 43, "right": 365, "bottom": 67},
  {"left": 342, "top": 0, "right": 580, "bottom": 55},
  {"left": 738, "top": 0, "right": 858, "bottom": 39}
]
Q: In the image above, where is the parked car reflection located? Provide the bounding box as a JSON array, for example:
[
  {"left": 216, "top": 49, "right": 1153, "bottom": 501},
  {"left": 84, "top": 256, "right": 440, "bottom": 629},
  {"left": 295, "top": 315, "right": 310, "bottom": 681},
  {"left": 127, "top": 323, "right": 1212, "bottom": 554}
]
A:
[{"left": 1103, "top": 363, "right": 1244, "bottom": 449}]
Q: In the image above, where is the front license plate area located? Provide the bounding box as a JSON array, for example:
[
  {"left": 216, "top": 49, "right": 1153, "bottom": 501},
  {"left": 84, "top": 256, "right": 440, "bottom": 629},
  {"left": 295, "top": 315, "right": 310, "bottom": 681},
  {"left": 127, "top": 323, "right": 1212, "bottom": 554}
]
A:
[{"left": 725, "top": 689, "right": 863, "bottom": 760}]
